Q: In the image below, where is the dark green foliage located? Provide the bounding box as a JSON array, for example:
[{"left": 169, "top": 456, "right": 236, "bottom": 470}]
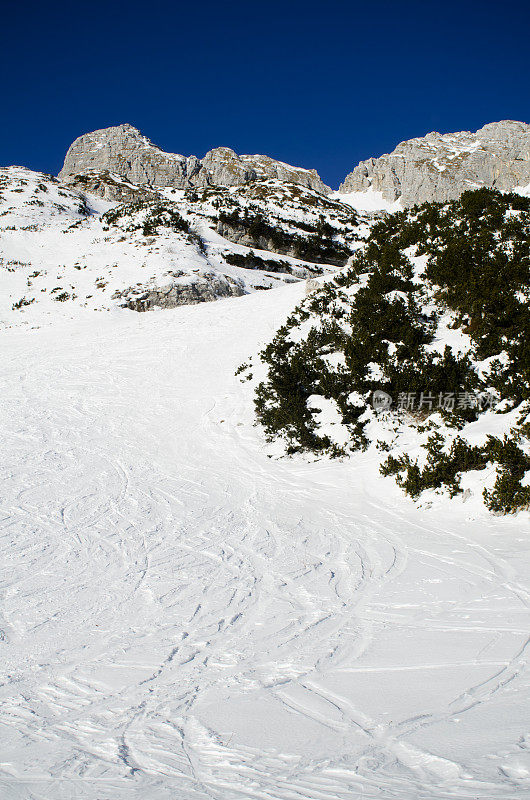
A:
[
  {"left": 382, "top": 432, "right": 530, "bottom": 514},
  {"left": 482, "top": 435, "right": 530, "bottom": 513},
  {"left": 255, "top": 188, "right": 530, "bottom": 512},
  {"left": 223, "top": 250, "right": 322, "bottom": 276},
  {"left": 140, "top": 206, "right": 189, "bottom": 237},
  {"left": 99, "top": 199, "right": 217, "bottom": 258},
  {"left": 12, "top": 296, "right": 35, "bottom": 310},
  {"left": 224, "top": 251, "right": 291, "bottom": 273},
  {"left": 255, "top": 328, "right": 328, "bottom": 453},
  {"left": 235, "top": 360, "right": 252, "bottom": 377},
  {"left": 381, "top": 435, "right": 488, "bottom": 498},
  {"left": 254, "top": 207, "right": 481, "bottom": 448},
  {"left": 218, "top": 209, "right": 351, "bottom": 266},
  {"left": 417, "top": 188, "right": 530, "bottom": 402},
  {"left": 102, "top": 200, "right": 190, "bottom": 236}
]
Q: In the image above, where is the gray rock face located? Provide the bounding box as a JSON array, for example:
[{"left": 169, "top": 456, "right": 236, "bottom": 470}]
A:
[
  {"left": 59, "top": 125, "right": 205, "bottom": 189},
  {"left": 59, "top": 124, "right": 330, "bottom": 194},
  {"left": 114, "top": 273, "right": 246, "bottom": 312},
  {"left": 339, "top": 120, "right": 530, "bottom": 206},
  {"left": 201, "top": 147, "right": 255, "bottom": 186}
]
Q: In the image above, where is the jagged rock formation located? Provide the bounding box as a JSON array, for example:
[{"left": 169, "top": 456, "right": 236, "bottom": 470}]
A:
[
  {"left": 59, "top": 125, "right": 208, "bottom": 189},
  {"left": 59, "top": 124, "right": 330, "bottom": 195},
  {"left": 240, "top": 153, "right": 327, "bottom": 191},
  {"left": 339, "top": 120, "right": 530, "bottom": 207}
]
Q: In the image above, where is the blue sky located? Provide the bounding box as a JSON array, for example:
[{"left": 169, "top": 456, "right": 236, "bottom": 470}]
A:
[{"left": 2, "top": 0, "right": 529, "bottom": 188}]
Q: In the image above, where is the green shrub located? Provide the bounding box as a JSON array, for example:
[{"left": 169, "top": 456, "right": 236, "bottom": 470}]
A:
[{"left": 254, "top": 188, "right": 530, "bottom": 513}]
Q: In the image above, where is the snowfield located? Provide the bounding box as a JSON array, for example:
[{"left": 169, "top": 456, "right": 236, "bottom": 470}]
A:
[{"left": 1, "top": 284, "right": 530, "bottom": 800}]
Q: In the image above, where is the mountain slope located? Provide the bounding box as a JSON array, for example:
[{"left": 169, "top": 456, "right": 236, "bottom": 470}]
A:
[
  {"left": 1, "top": 167, "right": 362, "bottom": 326},
  {"left": 253, "top": 188, "right": 530, "bottom": 513},
  {"left": 1, "top": 282, "right": 529, "bottom": 799},
  {"left": 339, "top": 120, "right": 530, "bottom": 207},
  {"left": 2, "top": 127, "right": 530, "bottom": 800}
]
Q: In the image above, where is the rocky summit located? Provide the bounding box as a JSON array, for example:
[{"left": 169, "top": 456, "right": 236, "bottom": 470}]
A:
[
  {"left": 59, "top": 124, "right": 330, "bottom": 195},
  {"left": 58, "top": 121, "right": 530, "bottom": 208},
  {"left": 339, "top": 120, "right": 530, "bottom": 206},
  {"left": 4, "top": 119, "right": 530, "bottom": 326}
]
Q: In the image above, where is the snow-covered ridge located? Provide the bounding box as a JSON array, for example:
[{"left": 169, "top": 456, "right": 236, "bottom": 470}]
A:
[{"left": 0, "top": 167, "right": 365, "bottom": 327}]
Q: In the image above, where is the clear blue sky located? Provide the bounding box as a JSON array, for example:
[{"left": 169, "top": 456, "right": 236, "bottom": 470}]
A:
[{"left": 2, "top": 0, "right": 529, "bottom": 188}]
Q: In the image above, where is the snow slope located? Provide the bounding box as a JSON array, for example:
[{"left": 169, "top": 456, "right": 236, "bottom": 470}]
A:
[
  {"left": 1, "top": 283, "right": 529, "bottom": 799},
  {"left": 329, "top": 189, "right": 403, "bottom": 214},
  {"left": 0, "top": 168, "right": 337, "bottom": 328}
]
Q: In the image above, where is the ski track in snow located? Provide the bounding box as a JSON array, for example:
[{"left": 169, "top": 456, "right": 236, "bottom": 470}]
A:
[{"left": 1, "top": 284, "right": 529, "bottom": 799}]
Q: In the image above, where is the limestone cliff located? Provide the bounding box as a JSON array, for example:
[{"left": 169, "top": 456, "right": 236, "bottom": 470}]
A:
[
  {"left": 339, "top": 121, "right": 530, "bottom": 207},
  {"left": 59, "top": 125, "right": 330, "bottom": 194}
]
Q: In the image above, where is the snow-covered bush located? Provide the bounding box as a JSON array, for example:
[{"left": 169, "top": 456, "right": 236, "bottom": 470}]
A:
[{"left": 254, "top": 189, "right": 530, "bottom": 512}]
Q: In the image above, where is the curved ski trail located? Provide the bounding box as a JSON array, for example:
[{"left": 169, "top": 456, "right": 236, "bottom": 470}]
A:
[{"left": 1, "top": 285, "right": 529, "bottom": 799}]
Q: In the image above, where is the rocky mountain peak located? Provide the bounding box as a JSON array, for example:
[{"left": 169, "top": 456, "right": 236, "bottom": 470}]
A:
[
  {"left": 476, "top": 119, "right": 530, "bottom": 140},
  {"left": 339, "top": 119, "right": 530, "bottom": 207},
  {"left": 59, "top": 125, "right": 330, "bottom": 196},
  {"left": 201, "top": 146, "right": 255, "bottom": 186}
]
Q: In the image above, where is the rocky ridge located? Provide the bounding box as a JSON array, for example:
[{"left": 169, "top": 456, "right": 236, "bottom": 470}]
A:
[
  {"left": 339, "top": 120, "right": 530, "bottom": 207},
  {"left": 59, "top": 124, "right": 330, "bottom": 196},
  {"left": 184, "top": 180, "right": 363, "bottom": 267},
  {"left": 6, "top": 119, "right": 530, "bottom": 323}
]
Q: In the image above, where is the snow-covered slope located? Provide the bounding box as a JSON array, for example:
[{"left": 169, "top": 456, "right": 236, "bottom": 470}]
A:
[
  {"left": 331, "top": 188, "right": 404, "bottom": 214},
  {"left": 1, "top": 284, "right": 529, "bottom": 799},
  {"left": 1, "top": 167, "right": 358, "bottom": 327},
  {"left": 253, "top": 188, "right": 530, "bottom": 514},
  {"left": 2, "top": 131, "right": 530, "bottom": 800}
]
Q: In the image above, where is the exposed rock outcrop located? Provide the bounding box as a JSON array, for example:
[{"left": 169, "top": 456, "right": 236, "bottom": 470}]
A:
[
  {"left": 215, "top": 217, "right": 350, "bottom": 266},
  {"left": 339, "top": 120, "right": 530, "bottom": 207},
  {"left": 240, "top": 153, "right": 329, "bottom": 193},
  {"left": 114, "top": 273, "right": 246, "bottom": 311},
  {"left": 190, "top": 180, "right": 359, "bottom": 266},
  {"left": 59, "top": 125, "right": 330, "bottom": 194},
  {"left": 59, "top": 125, "right": 205, "bottom": 189},
  {"left": 201, "top": 147, "right": 255, "bottom": 187}
]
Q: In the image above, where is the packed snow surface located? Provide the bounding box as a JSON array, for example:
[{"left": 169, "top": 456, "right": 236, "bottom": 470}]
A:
[
  {"left": 1, "top": 285, "right": 530, "bottom": 799},
  {"left": 329, "top": 189, "right": 403, "bottom": 213}
]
